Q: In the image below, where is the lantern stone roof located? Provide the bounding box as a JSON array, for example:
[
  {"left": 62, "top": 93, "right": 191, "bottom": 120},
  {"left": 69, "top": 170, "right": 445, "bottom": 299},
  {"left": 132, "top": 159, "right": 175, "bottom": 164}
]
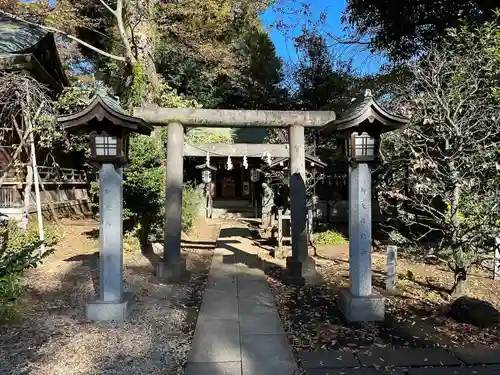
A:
[
  {"left": 321, "top": 89, "right": 409, "bottom": 134},
  {"left": 0, "top": 14, "right": 68, "bottom": 91},
  {"left": 58, "top": 92, "right": 153, "bottom": 135}
]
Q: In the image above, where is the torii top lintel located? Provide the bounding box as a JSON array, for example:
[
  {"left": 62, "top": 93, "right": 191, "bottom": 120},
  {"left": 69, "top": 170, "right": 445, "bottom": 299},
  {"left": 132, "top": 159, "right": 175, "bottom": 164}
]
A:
[{"left": 133, "top": 106, "right": 336, "bottom": 128}]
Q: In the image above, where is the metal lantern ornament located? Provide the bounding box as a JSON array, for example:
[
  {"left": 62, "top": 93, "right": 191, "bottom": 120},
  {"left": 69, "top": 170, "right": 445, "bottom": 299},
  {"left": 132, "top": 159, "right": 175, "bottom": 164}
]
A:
[
  {"left": 196, "top": 162, "right": 217, "bottom": 184},
  {"left": 201, "top": 168, "right": 212, "bottom": 184}
]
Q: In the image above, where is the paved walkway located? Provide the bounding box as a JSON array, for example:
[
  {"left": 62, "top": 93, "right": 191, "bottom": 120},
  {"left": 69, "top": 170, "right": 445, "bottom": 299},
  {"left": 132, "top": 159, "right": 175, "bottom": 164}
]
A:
[{"left": 184, "top": 224, "right": 297, "bottom": 375}]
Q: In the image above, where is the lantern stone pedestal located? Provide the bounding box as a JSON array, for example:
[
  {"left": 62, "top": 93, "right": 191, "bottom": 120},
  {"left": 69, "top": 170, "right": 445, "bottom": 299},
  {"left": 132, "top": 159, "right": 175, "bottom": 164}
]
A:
[
  {"left": 339, "top": 163, "right": 384, "bottom": 322},
  {"left": 339, "top": 288, "right": 385, "bottom": 322},
  {"left": 86, "top": 164, "right": 135, "bottom": 322}
]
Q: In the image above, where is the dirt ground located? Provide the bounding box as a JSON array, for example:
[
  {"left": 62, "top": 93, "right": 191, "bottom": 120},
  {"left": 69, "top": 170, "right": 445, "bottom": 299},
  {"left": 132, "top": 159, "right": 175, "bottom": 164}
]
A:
[
  {"left": 0, "top": 216, "right": 220, "bottom": 375},
  {"left": 266, "top": 243, "right": 500, "bottom": 353}
]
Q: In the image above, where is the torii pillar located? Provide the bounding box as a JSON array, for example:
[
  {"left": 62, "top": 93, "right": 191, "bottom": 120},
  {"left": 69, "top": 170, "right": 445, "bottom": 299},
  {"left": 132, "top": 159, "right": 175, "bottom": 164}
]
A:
[
  {"left": 285, "top": 124, "right": 322, "bottom": 285},
  {"left": 156, "top": 122, "right": 189, "bottom": 281}
]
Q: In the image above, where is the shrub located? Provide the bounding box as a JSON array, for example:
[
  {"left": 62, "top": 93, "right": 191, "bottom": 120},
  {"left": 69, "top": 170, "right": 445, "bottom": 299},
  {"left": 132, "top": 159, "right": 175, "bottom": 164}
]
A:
[
  {"left": 5, "top": 221, "right": 61, "bottom": 252},
  {"left": 0, "top": 221, "right": 57, "bottom": 321},
  {"left": 123, "top": 229, "right": 141, "bottom": 253},
  {"left": 312, "top": 230, "right": 347, "bottom": 245},
  {"left": 182, "top": 185, "right": 204, "bottom": 233}
]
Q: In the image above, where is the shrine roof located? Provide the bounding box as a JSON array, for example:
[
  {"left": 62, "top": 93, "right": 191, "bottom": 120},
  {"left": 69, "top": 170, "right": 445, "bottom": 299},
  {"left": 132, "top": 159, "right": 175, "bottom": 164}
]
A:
[{"left": 0, "top": 14, "right": 48, "bottom": 54}]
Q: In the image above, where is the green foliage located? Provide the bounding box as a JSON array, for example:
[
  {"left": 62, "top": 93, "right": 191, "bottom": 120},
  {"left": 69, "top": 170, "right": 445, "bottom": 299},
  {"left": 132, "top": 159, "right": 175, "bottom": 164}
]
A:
[
  {"left": 186, "top": 128, "right": 234, "bottom": 144},
  {"left": 0, "top": 221, "right": 58, "bottom": 321},
  {"left": 123, "top": 229, "right": 141, "bottom": 253},
  {"left": 123, "top": 135, "right": 164, "bottom": 233},
  {"left": 4, "top": 221, "right": 61, "bottom": 252},
  {"left": 312, "top": 230, "right": 346, "bottom": 245},
  {"left": 344, "top": 0, "right": 499, "bottom": 62},
  {"left": 128, "top": 64, "right": 146, "bottom": 108},
  {"left": 155, "top": 81, "right": 202, "bottom": 109},
  {"left": 181, "top": 185, "right": 204, "bottom": 233},
  {"left": 55, "top": 86, "right": 96, "bottom": 115}
]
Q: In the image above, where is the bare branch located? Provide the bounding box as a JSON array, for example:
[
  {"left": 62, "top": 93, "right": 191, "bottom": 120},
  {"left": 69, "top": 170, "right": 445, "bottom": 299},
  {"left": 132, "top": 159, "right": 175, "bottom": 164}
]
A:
[
  {"left": 0, "top": 10, "right": 126, "bottom": 62},
  {"left": 99, "top": 0, "right": 116, "bottom": 15}
]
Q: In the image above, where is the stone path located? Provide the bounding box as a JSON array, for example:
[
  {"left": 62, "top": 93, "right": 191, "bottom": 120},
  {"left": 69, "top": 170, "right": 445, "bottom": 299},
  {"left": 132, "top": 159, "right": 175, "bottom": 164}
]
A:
[
  {"left": 184, "top": 222, "right": 500, "bottom": 375},
  {"left": 184, "top": 224, "right": 297, "bottom": 375},
  {"left": 297, "top": 347, "right": 500, "bottom": 374}
]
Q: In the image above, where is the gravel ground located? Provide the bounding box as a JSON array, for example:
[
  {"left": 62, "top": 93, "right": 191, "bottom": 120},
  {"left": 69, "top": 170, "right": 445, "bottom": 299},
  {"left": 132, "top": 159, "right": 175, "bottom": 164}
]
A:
[
  {"left": 0, "top": 219, "right": 215, "bottom": 375},
  {"left": 265, "top": 246, "right": 500, "bottom": 353}
]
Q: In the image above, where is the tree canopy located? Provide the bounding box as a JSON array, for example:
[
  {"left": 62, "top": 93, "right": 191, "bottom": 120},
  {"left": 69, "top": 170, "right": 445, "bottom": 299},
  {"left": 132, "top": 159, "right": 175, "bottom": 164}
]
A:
[{"left": 343, "top": 0, "right": 500, "bottom": 62}]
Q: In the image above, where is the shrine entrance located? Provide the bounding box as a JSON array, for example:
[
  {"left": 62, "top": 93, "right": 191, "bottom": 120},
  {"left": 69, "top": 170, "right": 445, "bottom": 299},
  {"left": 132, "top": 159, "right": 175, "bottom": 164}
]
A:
[{"left": 134, "top": 107, "right": 336, "bottom": 285}]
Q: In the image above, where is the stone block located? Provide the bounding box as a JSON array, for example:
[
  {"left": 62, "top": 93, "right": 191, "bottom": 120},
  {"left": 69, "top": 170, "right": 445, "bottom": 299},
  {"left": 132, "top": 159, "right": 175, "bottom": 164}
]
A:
[
  {"left": 339, "top": 288, "right": 384, "bottom": 322},
  {"left": 356, "top": 348, "right": 461, "bottom": 367},
  {"left": 298, "top": 350, "right": 360, "bottom": 369},
  {"left": 408, "top": 365, "right": 500, "bottom": 375},
  {"left": 184, "top": 362, "right": 242, "bottom": 375},
  {"left": 155, "top": 258, "right": 190, "bottom": 283},
  {"left": 198, "top": 290, "right": 238, "bottom": 321},
  {"left": 86, "top": 292, "right": 135, "bottom": 322},
  {"left": 206, "top": 277, "right": 238, "bottom": 294},
  {"left": 238, "top": 293, "right": 277, "bottom": 315},
  {"left": 239, "top": 312, "right": 285, "bottom": 335},
  {"left": 238, "top": 279, "right": 271, "bottom": 299},
  {"left": 305, "top": 369, "right": 407, "bottom": 375},
  {"left": 285, "top": 256, "right": 323, "bottom": 285},
  {"left": 188, "top": 319, "right": 241, "bottom": 362},
  {"left": 241, "top": 334, "right": 297, "bottom": 375},
  {"left": 452, "top": 347, "right": 500, "bottom": 365}
]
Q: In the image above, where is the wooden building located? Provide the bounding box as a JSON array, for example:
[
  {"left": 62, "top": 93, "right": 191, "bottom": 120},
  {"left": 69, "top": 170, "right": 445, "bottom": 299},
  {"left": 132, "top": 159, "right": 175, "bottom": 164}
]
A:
[{"left": 0, "top": 15, "right": 89, "bottom": 219}]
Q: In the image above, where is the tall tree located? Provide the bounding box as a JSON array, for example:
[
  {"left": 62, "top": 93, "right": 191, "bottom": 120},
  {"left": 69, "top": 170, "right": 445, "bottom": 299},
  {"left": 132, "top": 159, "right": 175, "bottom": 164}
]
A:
[
  {"left": 292, "top": 30, "right": 359, "bottom": 111},
  {"left": 378, "top": 14, "right": 500, "bottom": 297},
  {"left": 343, "top": 0, "right": 499, "bottom": 62}
]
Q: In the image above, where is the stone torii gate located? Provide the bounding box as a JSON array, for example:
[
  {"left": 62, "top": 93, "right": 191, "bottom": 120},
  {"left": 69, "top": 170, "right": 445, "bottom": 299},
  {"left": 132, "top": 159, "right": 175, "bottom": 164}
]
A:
[{"left": 134, "top": 107, "right": 336, "bottom": 284}]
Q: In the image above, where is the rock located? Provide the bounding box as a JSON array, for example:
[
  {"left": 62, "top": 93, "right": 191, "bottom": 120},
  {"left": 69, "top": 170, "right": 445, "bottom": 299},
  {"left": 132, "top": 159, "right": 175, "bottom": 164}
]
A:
[
  {"left": 152, "top": 242, "right": 164, "bottom": 253},
  {"left": 449, "top": 296, "right": 500, "bottom": 327}
]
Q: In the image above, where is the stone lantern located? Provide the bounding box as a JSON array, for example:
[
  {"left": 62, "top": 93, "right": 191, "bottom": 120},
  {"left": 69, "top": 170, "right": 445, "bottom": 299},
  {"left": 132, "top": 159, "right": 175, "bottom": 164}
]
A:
[
  {"left": 58, "top": 93, "right": 152, "bottom": 322},
  {"left": 321, "top": 89, "right": 409, "bottom": 322}
]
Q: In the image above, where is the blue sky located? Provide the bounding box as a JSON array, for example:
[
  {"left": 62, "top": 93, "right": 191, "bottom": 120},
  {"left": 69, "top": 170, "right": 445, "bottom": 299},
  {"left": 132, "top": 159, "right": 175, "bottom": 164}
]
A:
[{"left": 261, "top": 0, "right": 385, "bottom": 75}]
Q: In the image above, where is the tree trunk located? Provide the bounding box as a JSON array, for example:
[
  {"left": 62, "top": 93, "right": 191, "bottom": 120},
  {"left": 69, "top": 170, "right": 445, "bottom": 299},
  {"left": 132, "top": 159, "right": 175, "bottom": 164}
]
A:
[
  {"left": 139, "top": 213, "right": 152, "bottom": 247},
  {"left": 126, "top": 0, "right": 160, "bottom": 104},
  {"left": 451, "top": 267, "right": 468, "bottom": 299}
]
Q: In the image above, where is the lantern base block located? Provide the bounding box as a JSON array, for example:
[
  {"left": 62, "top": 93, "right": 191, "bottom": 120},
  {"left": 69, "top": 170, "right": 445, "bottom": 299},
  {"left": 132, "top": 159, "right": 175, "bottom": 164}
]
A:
[
  {"left": 86, "top": 292, "right": 135, "bottom": 322},
  {"left": 155, "top": 258, "right": 191, "bottom": 283},
  {"left": 283, "top": 256, "right": 323, "bottom": 285},
  {"left": 339, "top": 288, "right": 385, "bottom": 322}
]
